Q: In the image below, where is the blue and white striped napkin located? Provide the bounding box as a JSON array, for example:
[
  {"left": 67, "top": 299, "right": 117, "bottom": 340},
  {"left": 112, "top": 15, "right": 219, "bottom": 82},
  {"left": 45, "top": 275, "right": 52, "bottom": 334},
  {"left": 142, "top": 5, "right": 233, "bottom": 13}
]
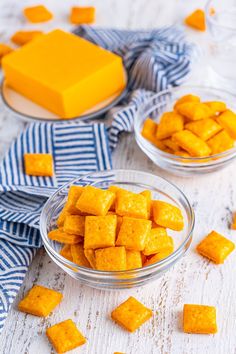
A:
[{"left": 0, "top": 25, "right": 195, "bottom": 332}]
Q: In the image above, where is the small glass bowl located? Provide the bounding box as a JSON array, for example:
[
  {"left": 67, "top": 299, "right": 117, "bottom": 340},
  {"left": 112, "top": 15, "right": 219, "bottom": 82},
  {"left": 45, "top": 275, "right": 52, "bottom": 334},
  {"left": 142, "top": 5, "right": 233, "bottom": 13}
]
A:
[
  {"left": 205, "top": 0, "right": 236, "bottom": 93},
  {"left": 40, "top": 170, "right": 194, "bottom": 290},
  {"left": 134, "top": 86, "right": 236, "bottom": 176}
]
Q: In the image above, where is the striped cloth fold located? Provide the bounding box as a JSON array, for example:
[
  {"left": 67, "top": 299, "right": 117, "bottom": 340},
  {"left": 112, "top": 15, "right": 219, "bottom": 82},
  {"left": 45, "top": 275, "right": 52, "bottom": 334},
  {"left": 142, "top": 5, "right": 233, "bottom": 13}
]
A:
[{"left": 0, "top": 25, "right": 195, "bottom": 332}]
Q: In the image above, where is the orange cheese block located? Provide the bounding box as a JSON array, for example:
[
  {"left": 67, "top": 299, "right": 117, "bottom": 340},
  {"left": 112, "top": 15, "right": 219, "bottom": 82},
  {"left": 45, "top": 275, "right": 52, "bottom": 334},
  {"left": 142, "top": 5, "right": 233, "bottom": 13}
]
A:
[{"left": 2, "top": 29, "right": 126, "bottom": 119}]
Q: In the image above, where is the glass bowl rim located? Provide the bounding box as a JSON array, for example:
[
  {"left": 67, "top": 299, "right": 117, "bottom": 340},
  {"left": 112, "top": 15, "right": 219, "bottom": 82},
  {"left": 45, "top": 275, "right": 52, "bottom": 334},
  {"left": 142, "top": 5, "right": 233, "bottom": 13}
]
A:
[
  {"left": 40, "top": 169, "right": 195, "bottom": 276},
  {"left": 134, "top": 85, "right": 236, "bottom": 163},
  {"left": 205, "top": 0, "right": 236, "bottom": 32}
]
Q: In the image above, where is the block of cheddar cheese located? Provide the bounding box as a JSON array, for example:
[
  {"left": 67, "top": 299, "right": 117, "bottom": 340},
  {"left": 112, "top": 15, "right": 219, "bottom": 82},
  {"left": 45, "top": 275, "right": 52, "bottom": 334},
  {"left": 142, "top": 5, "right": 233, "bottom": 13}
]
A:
[{"left": 2, "top": 29, "right": 126, "bottom": 119}]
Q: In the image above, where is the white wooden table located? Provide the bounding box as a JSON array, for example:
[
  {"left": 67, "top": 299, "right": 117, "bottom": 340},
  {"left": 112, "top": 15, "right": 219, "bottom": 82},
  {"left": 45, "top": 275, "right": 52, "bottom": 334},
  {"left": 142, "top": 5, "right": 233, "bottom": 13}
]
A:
[{"left": 1, "top": 1, "right": 236, "bottom": 353}]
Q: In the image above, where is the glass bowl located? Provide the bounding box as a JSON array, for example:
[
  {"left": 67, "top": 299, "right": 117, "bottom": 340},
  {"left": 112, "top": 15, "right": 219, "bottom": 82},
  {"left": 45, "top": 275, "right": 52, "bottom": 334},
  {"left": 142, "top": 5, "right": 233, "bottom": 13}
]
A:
[
  {"left": 134, "top": 86, "right": 236, "bottom": 176},
  {"left": 205, "top": 0, "right": 236, "bottom": 93},
  {"left": 40, "top": 170, "right": 194, "bottom": 290}
]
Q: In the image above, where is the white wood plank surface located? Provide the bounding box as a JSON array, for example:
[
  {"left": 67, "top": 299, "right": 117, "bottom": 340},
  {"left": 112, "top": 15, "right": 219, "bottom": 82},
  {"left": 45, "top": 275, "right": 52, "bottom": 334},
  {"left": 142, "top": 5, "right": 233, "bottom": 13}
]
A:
[{"left": 0, "top": 1, "right": 236, "bottom": 353}]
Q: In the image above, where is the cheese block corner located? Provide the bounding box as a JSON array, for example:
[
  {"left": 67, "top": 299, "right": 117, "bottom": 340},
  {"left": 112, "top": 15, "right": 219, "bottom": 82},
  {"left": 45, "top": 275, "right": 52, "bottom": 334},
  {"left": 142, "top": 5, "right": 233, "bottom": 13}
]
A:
[{"left": 2, "top": 29, "right": 126, "bottom": 118}]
